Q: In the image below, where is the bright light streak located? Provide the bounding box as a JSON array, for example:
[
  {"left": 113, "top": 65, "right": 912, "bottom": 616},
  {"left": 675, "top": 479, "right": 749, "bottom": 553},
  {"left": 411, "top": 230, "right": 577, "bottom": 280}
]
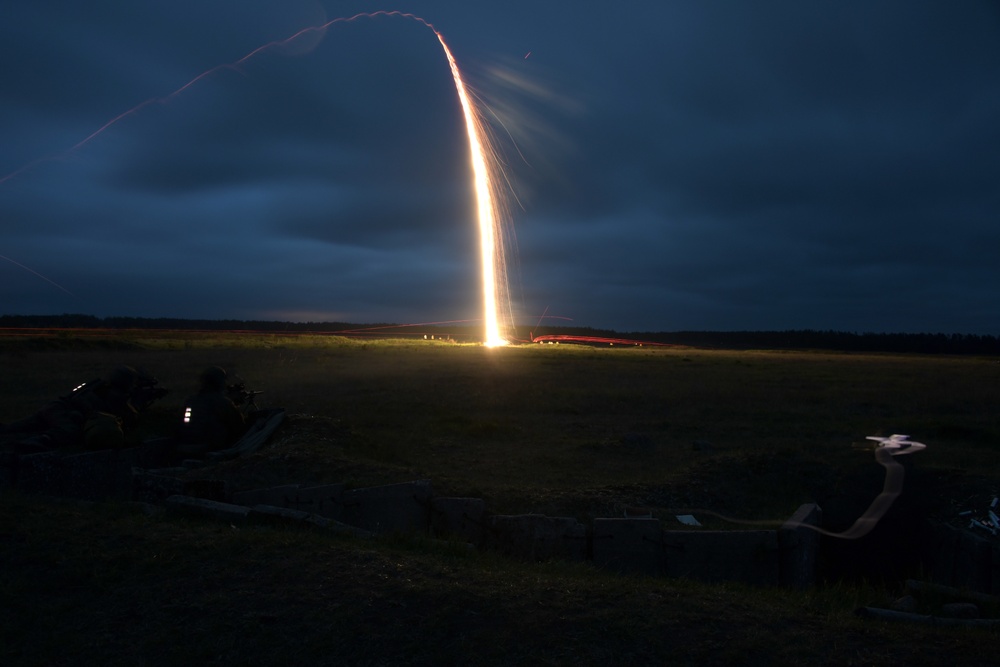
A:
[
  {"left": 0, "top": 254, "right": 74, "bottom": 296},
  {"left": 434, "top": 34, "right": 512, "bottom": 346},
  {"left": 0, "top": 12, "right": 517, "bottom": 345}
]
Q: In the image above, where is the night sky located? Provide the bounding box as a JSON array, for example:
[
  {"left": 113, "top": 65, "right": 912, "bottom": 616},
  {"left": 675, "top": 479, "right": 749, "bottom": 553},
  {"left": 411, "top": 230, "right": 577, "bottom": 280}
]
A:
[{"left": 2, "top": 1, "right": 998, "bottom": 335}]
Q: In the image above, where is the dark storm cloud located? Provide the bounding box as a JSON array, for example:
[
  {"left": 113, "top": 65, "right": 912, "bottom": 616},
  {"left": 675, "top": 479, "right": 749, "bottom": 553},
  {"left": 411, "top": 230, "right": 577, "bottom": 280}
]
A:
[{"left": 1, "top": 1, "right": 998, "bottom": 334}]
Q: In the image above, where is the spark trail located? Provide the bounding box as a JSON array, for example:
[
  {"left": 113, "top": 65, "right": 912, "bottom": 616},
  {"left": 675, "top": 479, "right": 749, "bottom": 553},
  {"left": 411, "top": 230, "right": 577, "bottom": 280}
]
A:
[
  {"left": 0, "top": 254, "right": 74, "bottom": 296},
  {"left": 0, "top": 11, "right": 418, "bottom": 182},
  {"left": 435, "top": 33, "right": 512, "bottom": 346},
  {"left": 1, "top": 11, "right": 515, "bottom": 344}
]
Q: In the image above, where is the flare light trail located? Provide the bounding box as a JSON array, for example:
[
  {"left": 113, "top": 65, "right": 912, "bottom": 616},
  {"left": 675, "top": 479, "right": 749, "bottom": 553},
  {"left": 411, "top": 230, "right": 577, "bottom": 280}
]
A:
[
  {"left": 434, "top": 33, "right": 514, "bottom": 346},
  {"left": 1, "top": 11, "right": 516, "bottom": 345},
  {"left": 0, "top": 254, "right": 74, "bottom": 296}
]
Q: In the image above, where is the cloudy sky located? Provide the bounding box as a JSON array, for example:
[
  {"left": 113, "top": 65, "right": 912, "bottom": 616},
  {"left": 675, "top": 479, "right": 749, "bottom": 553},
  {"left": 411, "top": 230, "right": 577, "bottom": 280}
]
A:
[{"left": 2, "top": 1, "right": 998, "bottom": 336}]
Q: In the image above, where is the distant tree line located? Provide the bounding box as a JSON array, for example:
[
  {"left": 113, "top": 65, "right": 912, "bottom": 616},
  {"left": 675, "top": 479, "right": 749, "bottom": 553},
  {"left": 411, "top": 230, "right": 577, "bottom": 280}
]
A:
[
  {"left": 0, "top": 314, "right": 360, "bottom": 333},
  {"left": 652, "top": 329, "right": 1000, "bottom": 355},
  {"left": 2, "top": 314, "right": 998, "bottom": 355}
]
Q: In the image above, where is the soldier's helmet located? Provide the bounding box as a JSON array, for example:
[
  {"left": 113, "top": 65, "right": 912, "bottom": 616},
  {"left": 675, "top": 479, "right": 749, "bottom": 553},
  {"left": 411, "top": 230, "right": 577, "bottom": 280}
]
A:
[
  {"left": 199, "top": 366, "right": 228, "bottom": 391},
  {"left": 135, "top": 366, "right": 156, "bottom": 385},
  {"left": 107, "top": 365, "right": 139, "bottom": 393}
]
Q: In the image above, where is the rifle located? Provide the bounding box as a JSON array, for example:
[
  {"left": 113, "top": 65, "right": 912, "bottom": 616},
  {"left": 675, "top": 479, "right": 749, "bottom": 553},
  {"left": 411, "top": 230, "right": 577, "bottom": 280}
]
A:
[
  {"left": 227, "top": 381, "right": 263, "bottom": 414},
  {"left": 65, "top": 372, "right": 167, "bottom": 413},
  {"left": 131, "top": 373, "right": 168, "bottom": 412}
]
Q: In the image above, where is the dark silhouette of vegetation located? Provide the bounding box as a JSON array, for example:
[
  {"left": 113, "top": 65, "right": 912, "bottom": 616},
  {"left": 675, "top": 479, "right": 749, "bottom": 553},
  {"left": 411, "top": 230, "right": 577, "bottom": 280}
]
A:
[
  {"left": 633, "top": 329, "right": 1000, "bottom": 355},
  {"left": 0, "top": 313, "right": 357, "bottom": 333},
  {"left": 1, "top": 313, "right": 997, "bottom": 354}
]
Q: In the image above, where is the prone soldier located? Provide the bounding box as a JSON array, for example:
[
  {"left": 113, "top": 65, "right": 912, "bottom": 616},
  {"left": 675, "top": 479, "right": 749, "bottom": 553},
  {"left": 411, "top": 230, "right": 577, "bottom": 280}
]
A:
[
  {"left": 1, "top": 365, "right": 168, "bottom": 453},
  {"left": 174, "top": 366, "right": 249, "bottom": 459}
]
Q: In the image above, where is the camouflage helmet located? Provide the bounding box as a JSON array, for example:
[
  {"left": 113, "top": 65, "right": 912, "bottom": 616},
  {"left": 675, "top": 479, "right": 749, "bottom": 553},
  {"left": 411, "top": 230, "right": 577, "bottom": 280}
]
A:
[
  {"left": 107, "top": 365, "right": 139, "bottom": 393},
  {"left": 199, "top": 366, "right": 228, "bottom": 391},
  {"left": 134, "top": 366, "right": 156, "bottom": 384}
]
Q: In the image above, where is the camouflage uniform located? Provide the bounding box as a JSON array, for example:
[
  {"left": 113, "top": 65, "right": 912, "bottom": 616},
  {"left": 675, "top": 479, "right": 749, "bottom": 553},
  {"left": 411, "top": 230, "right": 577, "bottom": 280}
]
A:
[
  {"left": 175, "top": 367, "right": 246, "bottom": 457},
  {"left": 73, "top": 366, "right": 141, "bottom": 449},
  {"left": 2, "top": 365, "right": 141, "bottom": 451}
]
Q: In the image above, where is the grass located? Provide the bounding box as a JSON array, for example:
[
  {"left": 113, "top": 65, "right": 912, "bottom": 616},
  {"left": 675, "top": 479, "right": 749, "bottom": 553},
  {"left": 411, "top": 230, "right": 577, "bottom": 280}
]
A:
[
  {"left": 2, "top": 332, "right": 999, "bottom": 665},
  {"left": 2, "top": 492, "right": 997, "bottom": 667},
  {"left": 2, "top": 493, "right": 996, "bottom": 666}
]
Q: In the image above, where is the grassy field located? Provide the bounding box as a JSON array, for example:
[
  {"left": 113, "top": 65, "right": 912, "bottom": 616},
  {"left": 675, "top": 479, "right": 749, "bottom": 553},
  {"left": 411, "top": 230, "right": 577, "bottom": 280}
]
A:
[{"left": 2, "top": 332, "right": 999, "bottom": 665}]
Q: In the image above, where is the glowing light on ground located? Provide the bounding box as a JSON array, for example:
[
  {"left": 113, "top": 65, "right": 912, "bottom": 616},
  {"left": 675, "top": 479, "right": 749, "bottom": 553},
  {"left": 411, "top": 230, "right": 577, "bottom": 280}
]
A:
[{"left": 0, "top": 11, "right": 516, "bottom": 345}]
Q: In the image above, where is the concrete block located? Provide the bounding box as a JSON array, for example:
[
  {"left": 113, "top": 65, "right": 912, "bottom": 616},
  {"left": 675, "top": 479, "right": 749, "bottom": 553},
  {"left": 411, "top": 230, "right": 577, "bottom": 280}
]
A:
[
  {"left": 779, "top": 503, "right": 823, "bottom": 589},
  {"left": 232, "top": 484, "right": 344, "bottom": 515},
  {"left": 180, "top": 478, "right": 229, "bottom": 502},
  {"left": 341, "top": 480, "right": 433, "bottom": 534},
  {"left": 285, "top": 484, "right": 346, "bottom": 520},
  {"left": 488, "top": 514, "right": 588, "bottom": 562},
  {"left": 663, "top": 530, "right": 780, "bottom": 585},
  {"left": 430, "top": 497, "right": 487, "bottom": 544},
  {"left": 952, "top": 529, "right": 993, "bottom": 593},
  {"left": 247, "top": 504, "right": 317, "bottom": 526},
  {"left": 231, "top": 485, "right": 301, "bottom": 508},
  {"left": 132, "top": 469, "right": 187, "bottom": 503},
  {"left": 248, "top": 504, "right": 371, "bottom": 537},
  {"left": 131, "top": 470, "right": 226, "bottom": 503},
  {"left": 919, "top": 521, "right": 996, "bottom": 595},
  {"left": 593, "top": 518, "right": 664, "bottom": 575},
  {"left": 164, "top": 495, "right": 250, "bottom": 523}
]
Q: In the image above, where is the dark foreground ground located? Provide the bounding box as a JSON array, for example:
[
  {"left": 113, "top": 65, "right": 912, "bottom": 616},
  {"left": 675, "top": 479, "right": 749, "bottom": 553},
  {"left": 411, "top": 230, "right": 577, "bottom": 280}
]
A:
[
  {"left": 3, "top": 491, "right": 999, "bottom": 667},
  {"left": 1, "top": 334, "right": 998, "bottom": 665}
]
